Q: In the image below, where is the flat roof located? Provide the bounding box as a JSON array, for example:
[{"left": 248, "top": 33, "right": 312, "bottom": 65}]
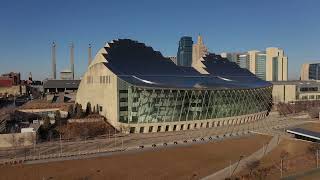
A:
[
  {"left": 286, "top": 128, "right": 320, "bottom": 140},
  {"left": 43, "top": 80, "right": 80, "bottom": 89}
]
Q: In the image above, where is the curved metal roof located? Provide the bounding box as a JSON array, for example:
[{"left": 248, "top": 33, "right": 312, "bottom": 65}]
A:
[{"left": 102, "top": 39, "right": 272, "bottom": 90}]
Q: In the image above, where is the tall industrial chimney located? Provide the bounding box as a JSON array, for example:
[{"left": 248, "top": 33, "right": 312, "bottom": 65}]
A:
[
  {"left": 88, "top": 44, "right": 92, "bottom": 66},
  {"left": 70, "top": 42, "right": 74, "bottom": 80},
  {"left": 52, "top": 42, "right": 56, "bottom": 79}
]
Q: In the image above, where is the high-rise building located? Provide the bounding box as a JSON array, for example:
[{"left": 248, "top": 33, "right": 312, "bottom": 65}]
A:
[
  {"left": 266, "top": 47, "right": 288, "bottom": 81},
  {"left": 238, "top": 53, "right": 249, "bottom": 69},
  {"left": 221, "top": 52, "right": 240, "bottom": 64},
  {"left": 192, "top": 35, "right": 208, "bottom": 66},
  {"left": 300, "top": 63, "right": 320, "bottom": 80},
  {"left": 222, "top": 47, "right": 288, "bottom": 81},
  {"left": 177, "top": 36, "right": 193, "bottom": 66},
  {"left": 255, "top": 52, "right": 267, "bottom": 80}
]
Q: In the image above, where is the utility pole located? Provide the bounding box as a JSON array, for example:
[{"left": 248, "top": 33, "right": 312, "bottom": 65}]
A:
[
  {"left": 114, "top": 129, "right": 117, "bottom": 147},
  {"left": 317, "top": 150, "right": 319, "bottom": 168},
  {"left": 33, "top": 136, "right": 36, "bottom": 157},
  {"left": 59, "top": 112, "right": 62, "bottom": 156},
  {"left": 60, "top": 133, "right": 62, "bottom": 156},
  {"left": 229, "top": 160, "right": 232, "bottom": 177},
  {"left": 280, "top": 159, "right": 283, "bottom": 178},
  {"left": 121, "top": 137, "right": 123, "bottom": 150}
]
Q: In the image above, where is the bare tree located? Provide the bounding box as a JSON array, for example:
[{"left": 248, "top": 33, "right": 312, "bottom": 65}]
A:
[
  {"left": 119, "top": 124, "right": 130, "bottom": 134},
  {"left": 253, "top": 167, "right": 271, "bottom": 180},
  {"left": 279, "top": 150, "right": 290, "bottom": 177},
  {"left": 76, "top": 104, "right": 84, "bottom": 118},
  {"left": 55, "top": 110, "right": 61, "bottom": 125},
  {"left": 246, "top": 159, "right": 261, "bottom": 177},
  {"left": 308, "top": 107, "right": 320, "bottom": 119},
  {"left": 308, "top": 143, "right": 320, "bottom": 166},
  {"left": 80, "top": 127, "right": 89, "bottom": 141},
  {"left": 10, "top": 133, "right": 17, "bottom": 151}
]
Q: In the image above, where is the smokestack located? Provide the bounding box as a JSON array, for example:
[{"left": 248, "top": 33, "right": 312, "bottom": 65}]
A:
[
  {"left": 52, "top": 42, "right": 56, "bottom": 79},
  {"left": 70, "top": 42, "right": 74, "bottom": 80},
  {"left": 88, "top": 44, "right": 92, "bottom": 66}
]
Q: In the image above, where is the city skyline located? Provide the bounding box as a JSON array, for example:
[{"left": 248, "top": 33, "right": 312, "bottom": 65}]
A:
[{"left": 0, "top": 0, "right": 320, "bottom": 80}]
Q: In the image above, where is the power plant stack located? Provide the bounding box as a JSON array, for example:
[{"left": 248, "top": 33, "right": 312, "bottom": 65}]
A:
[
  {"left": 52, "top": 42, "right": 57, "bottom": 79},
  {"left": 70, "top": 42, "right": 75, "bottom": 80},
  {"left": 88, "top": 44, "right": 92, "bottom": 66}
]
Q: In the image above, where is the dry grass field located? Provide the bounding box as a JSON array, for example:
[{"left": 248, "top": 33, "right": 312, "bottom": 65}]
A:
[
  {"left": 295, "top": 122, "right": 320, "bottom": 132},
  {"left": 236, "top": 138, "right": 315, "bottom": 179},
  {"left": 0, "top": 134, "right": 271, "bottom": 180}
]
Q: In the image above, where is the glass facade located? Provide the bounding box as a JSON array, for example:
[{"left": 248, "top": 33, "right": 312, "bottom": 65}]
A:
[
  {"left": 177, "top": 36, "right": 193, "bottom": 67},
  {"left": 255, "top": 53, "right": 266, "bottom": 80},
  {"left": 272, "top": 57, "right": 278, "bottom": 81},
  {"left": 239, "top": 54, "right": 249, "bottom": 69},
  {"left": 119, "top": 84, "right": 272, "bottom": 124},
  {"left": 309, "top": 63, "right": 320, "bottom": 80}
]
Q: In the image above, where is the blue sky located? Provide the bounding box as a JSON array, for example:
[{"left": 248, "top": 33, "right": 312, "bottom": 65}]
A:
[{"left": 0, "top": 0, "right": 319, "bottom": 80}]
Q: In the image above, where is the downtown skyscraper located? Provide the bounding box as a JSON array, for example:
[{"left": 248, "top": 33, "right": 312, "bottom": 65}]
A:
[
  {"left": 221, "top": 47, "right": 288, "bottom": 81},
  {"left": 177, "top": 36, "right": 193, "bottom": 66}
]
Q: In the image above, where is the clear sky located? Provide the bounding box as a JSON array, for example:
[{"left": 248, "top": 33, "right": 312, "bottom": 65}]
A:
[{"left": 0, "top": 0, "right": 319, "bottom": 80}]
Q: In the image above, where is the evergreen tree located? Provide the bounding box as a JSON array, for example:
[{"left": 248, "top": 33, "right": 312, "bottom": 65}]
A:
[
  {"left": 85, "top": 102, "right": 92, "bottom": 116},
  {"left": 93, "top": 106, "right": 96, "bottom": 114},
  {"left": 68, "top": 104, "right": 74, "bottom": 118},
  {"left": 76, "top": 104, "right": 84, "bottom": 118}
]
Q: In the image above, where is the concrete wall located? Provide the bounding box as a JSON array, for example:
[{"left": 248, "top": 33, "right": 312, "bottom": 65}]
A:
[
  {"left": 0, "top": 132, "right": 35, "bottom": 148},
  {"left": 272, "top": 84, "right": 296, "bottom": 103},
  {"left": 0, "top": 85, "right": 26, "bottom": 96},
  {"left": 121, "top": 111, "right": 268, "bottom": 134},
  {"left": 300, "top": 63, "right": 310, "bottom": 80},
  {"left": 18, "top": 109, "right": 68, "bottom": 118},
  {"left": 76, "top": 62, "right": 119, "bottom": 128},
  {"left": 282, "top": 56, "right": 288, "bottom": 81}
]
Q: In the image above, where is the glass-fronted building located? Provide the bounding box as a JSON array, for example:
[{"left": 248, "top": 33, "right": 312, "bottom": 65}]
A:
[
  {"left": 76, "top": 39, "right": 273, "bottom": 133},
  {"left": 255, "top": 53, "right": 266, "bottom": 80},
  {"left": 309, "top": 63, "right": 320, "bottom": 80},
  {"left": 239, "top": 54, "right": 249, "bottom": 69},
  {"left": 272, "top": 57, "right": 279, "bottom": 81},
  {"left": 177, "top": 36, "right": 193, "bottom": 67}
]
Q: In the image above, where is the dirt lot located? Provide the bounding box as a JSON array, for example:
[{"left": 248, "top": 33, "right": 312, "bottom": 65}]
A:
[
  {"left": 236, "top": 138, "right": 314, "bottom": 179},
  {"left": 299, "top": 169, "right": 320, "bottom": 180},
  {"left": 0, "top": 135, "right": 271, "bottom": 180}
]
